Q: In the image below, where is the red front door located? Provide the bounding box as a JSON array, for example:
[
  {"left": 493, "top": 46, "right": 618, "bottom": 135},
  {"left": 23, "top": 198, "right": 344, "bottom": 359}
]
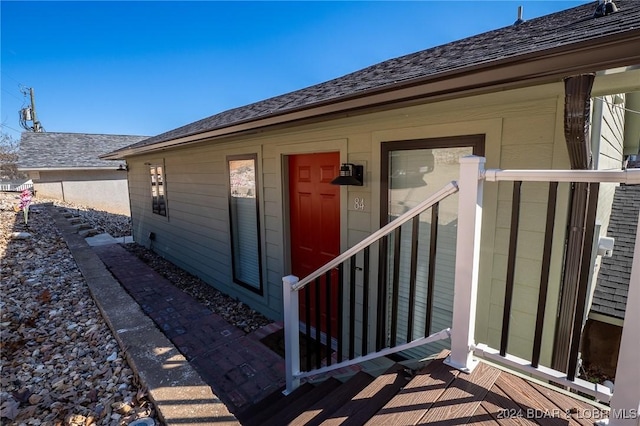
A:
[{"left": 289, "top": 152, "right": 340, "bottom": 332}]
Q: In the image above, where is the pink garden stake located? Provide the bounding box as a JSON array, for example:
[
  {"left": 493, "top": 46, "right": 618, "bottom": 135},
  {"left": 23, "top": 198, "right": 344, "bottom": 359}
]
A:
[{"left": 18, "top": 189, "right": 32, "bottom": 225}]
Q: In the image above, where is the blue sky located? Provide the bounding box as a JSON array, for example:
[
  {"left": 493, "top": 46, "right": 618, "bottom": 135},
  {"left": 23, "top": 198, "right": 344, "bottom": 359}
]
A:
[{"left": 1, "top": 1, "right": 590, "bottom": 141}]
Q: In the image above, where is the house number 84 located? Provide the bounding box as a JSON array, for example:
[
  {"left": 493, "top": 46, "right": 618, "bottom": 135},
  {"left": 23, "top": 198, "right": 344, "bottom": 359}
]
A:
[{"left": 354, "top": 197, "right": 365, "bottom": 211}]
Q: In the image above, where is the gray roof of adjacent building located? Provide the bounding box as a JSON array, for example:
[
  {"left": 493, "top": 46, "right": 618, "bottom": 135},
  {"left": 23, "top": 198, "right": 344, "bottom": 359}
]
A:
[
  {"left": 591, "top": 184, "right": 640, "bottom": 320},
  {"left": 18, "top": 132, "right": 148, "bottom": 170},
  {"left": 105, "top": 0, "right": 640, "bottom": 158}
]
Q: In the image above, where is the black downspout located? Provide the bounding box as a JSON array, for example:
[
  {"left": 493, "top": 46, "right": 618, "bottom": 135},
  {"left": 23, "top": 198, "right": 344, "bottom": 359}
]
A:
[{"left": 551, "top": 74, "right": 599, "bottom": 375}]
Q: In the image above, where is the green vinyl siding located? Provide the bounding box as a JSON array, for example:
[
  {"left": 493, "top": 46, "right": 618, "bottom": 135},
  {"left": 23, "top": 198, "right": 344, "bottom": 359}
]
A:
[{"left": 124, "top": 75, "right": 637, "bottom": 363}]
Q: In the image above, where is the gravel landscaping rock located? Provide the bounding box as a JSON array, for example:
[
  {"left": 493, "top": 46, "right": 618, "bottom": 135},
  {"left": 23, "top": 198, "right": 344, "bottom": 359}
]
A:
[
  {"left": 1, "top": 192, "right": 273, "bottom": 424},
  {"left": 1, "top": 193, "right": 155, "bottom": 425},
  {"left": 40, "top": 199, "right": 132, "bottom": 238},
  {"left": 41, "top": 195, "right": 272, "bottom": 334}
]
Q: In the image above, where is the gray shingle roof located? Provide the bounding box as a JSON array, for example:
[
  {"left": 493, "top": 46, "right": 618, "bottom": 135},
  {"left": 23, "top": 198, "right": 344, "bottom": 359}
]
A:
[
  {"left": 591, "top": 184, "right": 640, "bottom": 320},
  {"left": 18, "top": 132, "right": 148, "bottom": 169},
  {"left": 117, "top": 0, "right": 640, "bottom": 153}
]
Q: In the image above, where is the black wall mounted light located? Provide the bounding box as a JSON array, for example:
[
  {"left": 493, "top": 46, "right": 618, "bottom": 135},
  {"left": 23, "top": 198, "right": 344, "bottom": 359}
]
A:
[
  {"left": 117, "top": 163, "right": 129, "bottom": 172},
  {"left": 331, "top": 163, "right": 364, "bottom": 186}
]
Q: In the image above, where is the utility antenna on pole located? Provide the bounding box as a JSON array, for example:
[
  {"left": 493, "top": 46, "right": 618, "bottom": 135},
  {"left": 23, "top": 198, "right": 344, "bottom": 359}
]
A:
[{"left": 19, "top": 87, "right": 44, "bottom": 132}]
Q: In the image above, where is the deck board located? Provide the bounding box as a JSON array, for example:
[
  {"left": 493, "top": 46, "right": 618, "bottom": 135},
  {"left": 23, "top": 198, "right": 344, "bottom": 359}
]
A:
[
  {"left": 367, "top": 355, "right": 608, "bottom": 426},
  {"left": 468, "top": 405, "right": 501, "bottom": 425},
  {"left": 291, "top": 371, "right": 374, "bottom": 426},
  {"left": 262, "top": 377, "right": 342, "bottom": 426},
  {"left": 493, "top": 374, "right": 571, "bottom": 426},
  {"left": 527, "top": 381, "right": 608, "bottom": 426},
  {"left": 263, "top": 353, "right": 610, "bottom": 426},
  {"left": 365, "top": 358, "right": 460, "bottom": 425},
  {"left": 320, "top": 363, "right": 411, "bottom": 426},
  {"left": 481, "top": 381, "right": 539, "bottom": 425},
  {"left": 417, "top": 361, "right": 501, "bottom": 425}
]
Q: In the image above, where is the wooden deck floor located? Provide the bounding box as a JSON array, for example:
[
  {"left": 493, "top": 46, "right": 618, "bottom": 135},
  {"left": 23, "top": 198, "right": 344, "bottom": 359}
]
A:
[{"left": 366, "top": 355, "right": 608, "bottom": 426}]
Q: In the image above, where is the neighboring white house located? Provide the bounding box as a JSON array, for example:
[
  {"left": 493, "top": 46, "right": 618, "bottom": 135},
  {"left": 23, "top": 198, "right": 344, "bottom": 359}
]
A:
[{"left": 18, "top": 132, "right": 147, "bottom": 215}]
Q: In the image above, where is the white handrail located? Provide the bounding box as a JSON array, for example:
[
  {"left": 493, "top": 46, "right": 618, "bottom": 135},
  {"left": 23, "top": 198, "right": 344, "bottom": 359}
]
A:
[
  {"left": 292, "top": 181, "right": 459, "bottom": 291},
  {"left": 484, "top": 168, "right": 640, "bottom": 184}
]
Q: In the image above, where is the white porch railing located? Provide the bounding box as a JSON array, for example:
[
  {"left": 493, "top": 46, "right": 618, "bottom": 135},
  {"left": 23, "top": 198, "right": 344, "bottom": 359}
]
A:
[
  {"left": 282, "top": 156, "right": 640, "bottom": 423},
  {"left": 282, "top": 182, "right": 459, "bottom": 394},
  {"left": 0, "top": 179, "right": 33, "bottom": 192},
  {"left": 452, "top": 157, "right": 640, "bottom": 425}
]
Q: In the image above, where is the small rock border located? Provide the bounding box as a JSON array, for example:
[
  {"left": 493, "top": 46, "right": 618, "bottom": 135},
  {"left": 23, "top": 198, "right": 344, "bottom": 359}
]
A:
[
  {"left": 121, "top": 243, "right": 272, "bottom": 334},
  {"left": 40, "top": 196, "right": 272, "bottom": 334}
]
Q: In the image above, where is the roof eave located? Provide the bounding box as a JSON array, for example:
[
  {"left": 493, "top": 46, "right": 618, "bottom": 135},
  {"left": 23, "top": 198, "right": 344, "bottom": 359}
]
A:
[
  {"left": 102, "top": 30, "right": 640, "bottom": 160},
  {"left": 18, "top": 166, "right": 124, "bottom": 171}
]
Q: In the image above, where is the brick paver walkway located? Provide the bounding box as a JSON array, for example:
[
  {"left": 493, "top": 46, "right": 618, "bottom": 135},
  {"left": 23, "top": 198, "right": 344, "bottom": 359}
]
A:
[{"left": 92, "top": 243, "right": 286, "bottom": 415}]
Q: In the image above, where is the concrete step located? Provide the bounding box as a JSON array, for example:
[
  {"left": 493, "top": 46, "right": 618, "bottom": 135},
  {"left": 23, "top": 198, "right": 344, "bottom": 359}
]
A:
[
  {"left": 78, "top": 228, "right": 100, "bottom": 238},
  {"left": 71, "top": 222, "right": 92, "bottom": 231}
]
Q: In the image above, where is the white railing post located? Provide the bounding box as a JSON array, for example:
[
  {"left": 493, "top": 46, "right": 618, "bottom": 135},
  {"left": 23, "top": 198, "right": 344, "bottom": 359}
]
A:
[
  {"left": 282, "top": 275, "right": 300, "bottom": 395},
  {"left": 445, "top": 155, "right": 485, "bottom": 373},
  {"left": 604, "top": 210, "right": 640, "bottom": 426}
]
